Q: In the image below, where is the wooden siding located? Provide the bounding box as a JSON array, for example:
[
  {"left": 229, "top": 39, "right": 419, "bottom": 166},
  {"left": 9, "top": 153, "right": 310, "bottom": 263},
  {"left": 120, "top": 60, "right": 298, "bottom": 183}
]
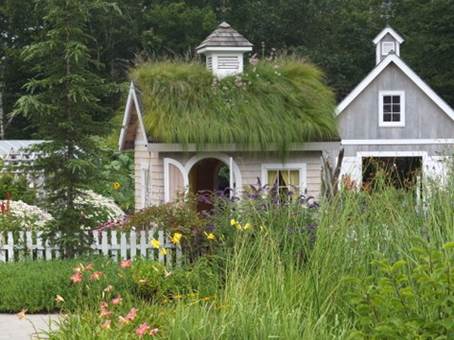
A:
[
  {"left": 338, "top": 64, "right": 454, "bottom": 145},
  {"left": 234, "top": 152, "right": 322, "bottom": 198},
  {"left": 134, "top": 149, "right": 324, "bottom": 210}
]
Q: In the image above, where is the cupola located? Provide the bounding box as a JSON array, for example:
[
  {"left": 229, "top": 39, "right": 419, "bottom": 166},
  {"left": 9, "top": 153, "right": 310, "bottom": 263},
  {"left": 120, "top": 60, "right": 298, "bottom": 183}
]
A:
[
  {"left": 373, "top": 26, "right": 404, "bottom": 64},
  {"left": 196, "top": 22, "right": 253, "bottom": 79}
]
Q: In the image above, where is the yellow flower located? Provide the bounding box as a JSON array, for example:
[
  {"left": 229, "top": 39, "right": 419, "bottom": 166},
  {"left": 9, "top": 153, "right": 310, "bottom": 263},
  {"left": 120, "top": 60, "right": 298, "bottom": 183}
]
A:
[
  {"left": 243, "top": 223, "right": 252, "bottom": 230},
  {"left": 112, "top": 182, "right": 121, "bottom": 190},
  {"left": 160, "top": 247, "right": 168, "bottom": 256},
  {"left": 204, "top": 232, "right": 216, "bottom": 241},
  {"left": 150, "top": 239, "right": 160, "bottom": 249},
  {"left": 171, "top": 232, "right": 183, "bottom": 245},
  {"left": 230, "top": 219, "right": 237, "bottom": 226},
  {"left": 235, "top": 223, "right": 242, "bottom": 231}
]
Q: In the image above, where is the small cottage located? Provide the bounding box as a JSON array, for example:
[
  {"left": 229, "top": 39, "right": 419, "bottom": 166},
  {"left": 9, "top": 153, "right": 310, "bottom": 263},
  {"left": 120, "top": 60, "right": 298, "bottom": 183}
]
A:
[
  {"left": 119, "top": 22, "right": 339, "bottom": 210},
  {"left": 337, "top": 26, "right": 454, "bottom": 187},
  {"left": 120, "top": 23, "right": 454, "bottom": 210}
]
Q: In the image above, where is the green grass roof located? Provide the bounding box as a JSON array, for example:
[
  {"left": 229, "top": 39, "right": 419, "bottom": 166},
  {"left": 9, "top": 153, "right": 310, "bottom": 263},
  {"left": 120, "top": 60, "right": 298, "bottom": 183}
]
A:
[{"left": 131, "top": 58, "right": 338, "bottom": 152}]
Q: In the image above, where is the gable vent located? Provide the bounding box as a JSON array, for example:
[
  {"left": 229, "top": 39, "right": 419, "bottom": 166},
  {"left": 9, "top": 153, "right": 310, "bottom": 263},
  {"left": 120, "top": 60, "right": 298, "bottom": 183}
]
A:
[
  {"left": 217, "top": 56, "right": 239, "bottom": 70},
  {"left": 207, "top": 56, "right": 213, "bottom": 71}
]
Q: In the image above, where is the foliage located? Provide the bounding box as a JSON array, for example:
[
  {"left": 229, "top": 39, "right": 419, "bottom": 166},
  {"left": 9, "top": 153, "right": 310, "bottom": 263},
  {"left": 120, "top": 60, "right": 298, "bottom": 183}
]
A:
[
  {"left": 132, "top": 58, "right": 338, "bottom": 153},
  {"left": 0, "top": 200, "right": 53, "bottom": 231},
  {"left": 0, "top": 173, "right": 36, "bottom": 204},
  {"left": 125, "top": 197, "right": 212, "bottom": 262},
  {"left": 131, "top": 258, "right": 219, "bottom": 303},
  {"left": 13, "top": 0, "right": 119, "bottom": 256},
  {"left": 349, "top": 242, "right": 454, "bottom": 339},
  {"left": 141, "top": 2, "right": 216, "bottom": 56},
  {"left": 0, "top": 258, "right": 133, "bottom": 313},
  {"left": 3, "top": 1, "right": 454, "bottom": 139},
  {"left": 91, "top": 141, "right": 135, "bottom": 213}
]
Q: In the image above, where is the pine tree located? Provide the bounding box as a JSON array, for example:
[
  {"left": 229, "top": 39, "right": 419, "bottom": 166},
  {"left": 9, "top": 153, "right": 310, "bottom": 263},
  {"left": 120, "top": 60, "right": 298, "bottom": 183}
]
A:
[{"left": 15, "top": 0, "right": 118, "bottom": 256}]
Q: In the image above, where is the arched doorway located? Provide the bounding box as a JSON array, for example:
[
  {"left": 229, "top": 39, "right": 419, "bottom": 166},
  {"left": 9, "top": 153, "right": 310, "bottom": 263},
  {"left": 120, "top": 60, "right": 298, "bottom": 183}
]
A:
[{"left": 188, "top": 158, "right": 230, "bottom": 211}]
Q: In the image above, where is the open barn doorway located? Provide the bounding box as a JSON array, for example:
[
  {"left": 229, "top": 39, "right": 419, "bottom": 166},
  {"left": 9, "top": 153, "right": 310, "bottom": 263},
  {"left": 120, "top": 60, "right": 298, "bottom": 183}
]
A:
[
  {"left": 362, "top": 156, "right": 422, "bottom": 190},
  {"left": 189, "top": 158, "right": 230, "bottom": 212}
]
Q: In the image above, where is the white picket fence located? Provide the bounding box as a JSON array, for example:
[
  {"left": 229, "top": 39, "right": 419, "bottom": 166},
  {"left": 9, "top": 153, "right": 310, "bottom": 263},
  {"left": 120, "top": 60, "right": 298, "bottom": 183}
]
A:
[{"left": 0, "top": 229, "right": 182, "bottom": 265}]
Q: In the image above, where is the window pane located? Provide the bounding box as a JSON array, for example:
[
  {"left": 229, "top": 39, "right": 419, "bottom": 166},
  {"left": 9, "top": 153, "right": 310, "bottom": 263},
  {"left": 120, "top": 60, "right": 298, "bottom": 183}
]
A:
[
  {"left": 383, "top": 96, "right": 391, "bottom": 104},
  {"left": 267, "top": 170, "right": 278, "bottom": 186},
  {"left": 288, "top": 170, "right": 300, "bottom": 186},
  {"left": 383, "top": 104, "right": 391, "bottom": 113},
  {"left": 392, "top": 113, "right": 401, "bottom": 122},
  {"left": 392, "top": 104, "right": 400, "bottom": 113},
  {"left": 383, "top": 113, "right": 392, "bottom": 121},
  {"left": 392, "top": 96, "right": 400, "bottom": 104}
]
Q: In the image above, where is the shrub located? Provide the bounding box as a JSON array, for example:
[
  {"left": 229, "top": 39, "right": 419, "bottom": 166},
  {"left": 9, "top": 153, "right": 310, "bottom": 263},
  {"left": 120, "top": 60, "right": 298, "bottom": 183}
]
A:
[
  {"left": 0, "top": 200, "right": 54, "bottom": 231},
  {"left": 349, "top": 242, "right": 454, "bottom": 339},
  {"left": 0, "top": 173, "right": 36, "bottom": 204}
]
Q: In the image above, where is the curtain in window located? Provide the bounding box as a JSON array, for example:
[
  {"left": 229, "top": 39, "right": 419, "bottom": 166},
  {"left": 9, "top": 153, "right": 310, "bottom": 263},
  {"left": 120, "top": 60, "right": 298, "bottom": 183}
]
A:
[
  {"left": 267, "top": 170, "right": 278, "bottom": 187},
  {"left": 281, "top": 170, "right": 299, "bottom": 187}
]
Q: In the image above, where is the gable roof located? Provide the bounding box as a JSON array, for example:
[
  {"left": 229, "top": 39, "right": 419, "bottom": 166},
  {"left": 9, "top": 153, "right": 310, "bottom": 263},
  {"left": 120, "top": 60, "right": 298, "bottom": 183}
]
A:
[
  {"left": 118, "top": 82, "right": 148, "bottom": 151},
  {"left": 336, "top": 54, "right": 454, "bottom": 120},
  {"left": 196, "top": 22, "right": 253, "bottom": 51},
  {"left": 373, "top": 26, "right": 404, "bottom": 44}
]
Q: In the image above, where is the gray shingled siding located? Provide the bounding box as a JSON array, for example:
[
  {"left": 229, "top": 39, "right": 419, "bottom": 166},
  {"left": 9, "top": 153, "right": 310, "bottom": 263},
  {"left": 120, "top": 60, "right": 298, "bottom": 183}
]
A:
[{"left": 338, "top": 63, "right": 454, "bottom": 155}]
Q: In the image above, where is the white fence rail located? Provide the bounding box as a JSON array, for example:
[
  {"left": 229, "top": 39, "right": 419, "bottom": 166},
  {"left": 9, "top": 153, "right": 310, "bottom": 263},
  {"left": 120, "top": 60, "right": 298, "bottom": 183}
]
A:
[{"left": 0, "top": 229, "right": 182, "bottom": 265}]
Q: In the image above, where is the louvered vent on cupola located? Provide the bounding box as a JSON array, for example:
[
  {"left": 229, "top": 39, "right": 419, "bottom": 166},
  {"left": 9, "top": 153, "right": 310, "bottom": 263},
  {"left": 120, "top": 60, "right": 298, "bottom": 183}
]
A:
[{"left": 196, "top": 22, "right": 253, "bottom": 79}]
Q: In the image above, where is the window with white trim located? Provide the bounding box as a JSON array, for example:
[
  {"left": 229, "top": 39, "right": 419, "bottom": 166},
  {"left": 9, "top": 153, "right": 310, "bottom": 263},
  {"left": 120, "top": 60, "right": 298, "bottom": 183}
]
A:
[
  {"left": 382, "top": 41, "right": 395, "bottom": 56},
  {"left": 262, "top": 164, "right": 306, "bottom": 200},
  {"left": 379, "top": 91, "right": 405, "bottom": 127}
]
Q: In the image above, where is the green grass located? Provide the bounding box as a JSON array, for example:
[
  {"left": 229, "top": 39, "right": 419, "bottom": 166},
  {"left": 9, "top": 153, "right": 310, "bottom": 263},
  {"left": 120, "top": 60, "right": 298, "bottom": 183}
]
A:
[
  {"left": 132, "top": 58, "right": 338, "bottom": 154},
  {"left": 0, "top": 257, "right": 134, "bottom": 313}
]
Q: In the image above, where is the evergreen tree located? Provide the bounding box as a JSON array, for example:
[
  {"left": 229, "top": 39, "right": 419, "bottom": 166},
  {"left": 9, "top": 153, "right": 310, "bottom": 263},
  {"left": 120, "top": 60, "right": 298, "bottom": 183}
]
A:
[{"left": 15, "top": 0, "right": 118, "bottom": 256}]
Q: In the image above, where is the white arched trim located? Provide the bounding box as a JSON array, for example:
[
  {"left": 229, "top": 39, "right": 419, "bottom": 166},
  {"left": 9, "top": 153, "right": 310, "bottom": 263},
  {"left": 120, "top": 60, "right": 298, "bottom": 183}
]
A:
[
  {"left": 164, "top": 153, "right": 243, "bottom": 201},
  {"left": 163, "top": 158, "right": 188, "bottom": 203},
  {"left": 184, "top": 153, "right": 242, "bottom": 195}
]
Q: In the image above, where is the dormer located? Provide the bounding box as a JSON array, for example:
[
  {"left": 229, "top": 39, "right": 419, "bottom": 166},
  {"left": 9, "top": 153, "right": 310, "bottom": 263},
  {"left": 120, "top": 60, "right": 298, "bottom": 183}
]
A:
[
  {"left": 373, "top": 26, "right": 404, "bottom": 64},
  {"left": 196, "top": 22, "right": 253, "bottom": 79}
]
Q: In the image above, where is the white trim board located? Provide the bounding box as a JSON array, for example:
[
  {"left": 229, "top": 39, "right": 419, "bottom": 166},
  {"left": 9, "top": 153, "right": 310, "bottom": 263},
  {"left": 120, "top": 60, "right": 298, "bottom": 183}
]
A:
[
  {"left": 336, "top": 54, "right": 454, "bottom": 121},
  {"left": 118, "top": 82, "right": 149, "bottom": 151},
  {"left": 378, "top": 90, "right": 405, "bottom": 127},
  {"left": 373, "top": 27, "right": 404, "bottom": 45},
  {"left": 342, "top": 139, "right": 454, "bottom": 145}
]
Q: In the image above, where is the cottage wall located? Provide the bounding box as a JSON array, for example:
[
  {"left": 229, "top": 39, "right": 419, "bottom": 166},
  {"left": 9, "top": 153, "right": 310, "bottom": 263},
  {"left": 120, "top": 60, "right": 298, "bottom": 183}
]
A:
[{"left": 133, "top": 149, "right": 325, "bottom": 210}]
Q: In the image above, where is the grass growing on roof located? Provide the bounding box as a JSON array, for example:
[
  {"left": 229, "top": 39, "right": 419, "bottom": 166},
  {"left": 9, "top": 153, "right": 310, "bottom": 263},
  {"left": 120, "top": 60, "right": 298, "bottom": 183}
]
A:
[{"left": 131, "top": 58, "right": 338, "bottom": 152}]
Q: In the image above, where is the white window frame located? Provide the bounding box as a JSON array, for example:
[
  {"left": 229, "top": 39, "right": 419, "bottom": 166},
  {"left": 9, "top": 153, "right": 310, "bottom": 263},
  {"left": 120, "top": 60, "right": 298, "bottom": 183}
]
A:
[
  {"left": 261, "top": 163, "right": 307, "bottom": 193},
  {"left": 379, "top": 90, "right": 405, "bottom": 127}
]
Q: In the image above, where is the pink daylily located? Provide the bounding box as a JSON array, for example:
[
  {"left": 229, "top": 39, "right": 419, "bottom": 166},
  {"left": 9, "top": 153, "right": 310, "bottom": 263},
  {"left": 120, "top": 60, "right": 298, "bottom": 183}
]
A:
[
  {"left": 112, "top": 295, "right": 122, "bottom": 305},
  {"left": 135, "top": 323, "right": 151, "bottom": 337},
  {"left": 120, "top": 259, "right": 132, "bottom": 269},
  {"left": 70, "top": 271, "right": 82, "bottom": 284}
]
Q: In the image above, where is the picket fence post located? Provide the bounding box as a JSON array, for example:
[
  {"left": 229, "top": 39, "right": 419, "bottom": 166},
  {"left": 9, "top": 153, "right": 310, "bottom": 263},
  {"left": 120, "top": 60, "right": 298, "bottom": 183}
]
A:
[{"left": 0, "top": 229, "right": 181, "bottom": 265}]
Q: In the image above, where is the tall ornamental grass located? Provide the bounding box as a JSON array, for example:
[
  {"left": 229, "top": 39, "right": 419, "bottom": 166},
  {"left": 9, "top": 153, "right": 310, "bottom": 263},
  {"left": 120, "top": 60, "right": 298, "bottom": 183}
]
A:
[
  {"left": 50, "top": 178, "right": 454, "bottom": 339},
  {"left": 164, "top": 182, "right": 454, "bottom": 339}
]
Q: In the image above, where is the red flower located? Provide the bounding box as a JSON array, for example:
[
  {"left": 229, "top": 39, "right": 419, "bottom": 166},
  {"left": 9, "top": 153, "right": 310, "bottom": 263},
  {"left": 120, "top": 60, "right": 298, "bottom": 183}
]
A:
[
  {"left": 125, "top": 307, "right": 138, "bottom": 321},
  {"left": 112, "top": 295, "right": 122, "bottom": 305},
  {"left": 99, "top": 302, "right": 112, "bottom": 318},
  {"left": 120, "top": 259, "right": 132, "bottom": 269},
  {"left": 135, "top": 323, "right": 150, "bottom": 337},
  {"left": 90, "top": 271, "right": 103, "bottom": 281},
  {"left": 70, "top": 271, "right": 82, "bottom": 284}
]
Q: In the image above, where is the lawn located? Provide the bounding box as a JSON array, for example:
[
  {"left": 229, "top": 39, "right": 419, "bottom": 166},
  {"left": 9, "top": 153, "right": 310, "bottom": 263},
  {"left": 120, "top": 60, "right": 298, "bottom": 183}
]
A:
[{"left": 2, "top": 180, "right": 454, "bottom": 339}]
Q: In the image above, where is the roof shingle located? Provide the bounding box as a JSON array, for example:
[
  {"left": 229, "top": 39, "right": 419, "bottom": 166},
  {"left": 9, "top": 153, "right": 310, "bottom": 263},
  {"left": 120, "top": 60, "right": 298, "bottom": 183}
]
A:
[{"left": 196, "top": 22, "right": 253, "bottom": 50}]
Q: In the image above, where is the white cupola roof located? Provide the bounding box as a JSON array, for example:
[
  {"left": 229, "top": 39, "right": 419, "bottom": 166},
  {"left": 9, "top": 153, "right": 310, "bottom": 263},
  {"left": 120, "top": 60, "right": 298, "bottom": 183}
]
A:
[
  {"left": 373, "top": 26, "right": 405, "bottom": 64},
  {"left": 196, "top": 22, "right": 253, "bottom": 79}
]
